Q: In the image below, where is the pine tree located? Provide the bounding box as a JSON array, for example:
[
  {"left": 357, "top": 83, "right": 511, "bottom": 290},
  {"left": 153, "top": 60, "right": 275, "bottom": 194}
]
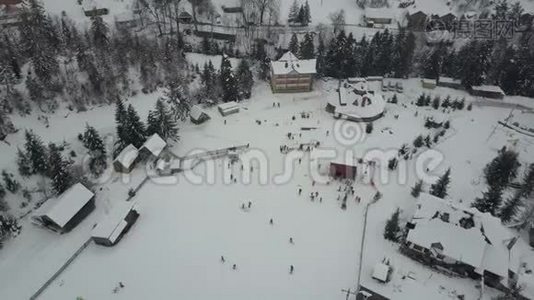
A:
[
  {"left": 384, "top": 208, "right": 401, "bottom": 242},
  {"left": 484, "top": 147, "right": 520, "bottom": 189},
  {"left": 288, "top": 33, "right": 299, "bottom": 55},
  {"left": 24, "top": 130, "right": 48, "bottom": 175},
  {"left": 299, "top": 33, "right": 314, "bottom": 59},
  {"left": 432, "top": 97, "right": 441, "bottom": 109},
  {"left": 90, "top": 15, "right": 109, "bottom": 50},
  {"left": 125, "top": 104, "right": 147, "bottom": 148},
  {"left": 411, "top": 180, "right": 423, "bottom": 198},
  {"left": 25, "top": 74, "right": 46, "bottom": 106},
  {"left": 430, "top": 168, "right": 451, "bottom": 199},
  {"left": 82, "top": 125, "right": 107, "bottom": 176},
  {"left": 146, "top": 99, "right": 179, "bottom": 142},
  {"left": 236, "top": 59, "right": 253, "bottom": 100},
  {"left": 2, "top": 171, "right": 19, "bottom": 193},
  {"left": 316, "top": 34, "right": 326, "bottom": 76},
  {"left": 303, "top": 0, "right": 311, "bottom": 25},
  {"left": 114, "top": 98, "right": 128, "bottom": 152},
  {"left": 472, "top": 184, "right": 504, "bottom": 215},
  {"left": 16, "top": 148, "right": 32, "bottom": 177},
  {"left": 288, "top": 0, "right": 299, "bottom": 23},
  {"left": 220, "top": 55, "right": 238, "bottom": 103},
  {"left": 519, "top": 163, "right": 534, "bottom": 197},
  {"left": 48, "top": 143, "right": 73, "bottom": 195},
  {"left": 499, "top": 189, "right": 523, "bottom": 223},
  {"left": 162, "top": 79, "right": 191, "bottom": 120}
]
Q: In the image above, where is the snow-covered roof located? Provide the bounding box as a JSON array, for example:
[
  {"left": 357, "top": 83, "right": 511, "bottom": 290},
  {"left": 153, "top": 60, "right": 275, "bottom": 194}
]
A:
[
  {"left": 407, "top": 218, "right": 486, "bottom": 268},
  {"left": 422, "top": 78, "right": 437, "bottom": 85},
  {"left": 331, "top": 89, "right": 386, "bottom": 119},
  {"left": 190, "top": 105, "right": 208, "bottom": 121},
  {"left": 372, "top": 263, "right": 390, "bottom": 282},
  {"left": 38, "top": 183, "right": 94, "bottom": 229},
  {"left": 92, "top": 202, "right": 135, "bottom": 242},
  {"left": 438, "top": 77, "right": 461, "bottom": 84},
  {"left": 114, "top": 144, "right": 139, "bottom": 168},
  {"left": 347, "top": 77, "right": 366, "bottom": 83},
  {"left": 218, "top": 101, "right": 239, "bottom": 111},
  {"left": 141, "top": 134, "right": 167, "bottom": 157},
  {"left": 471, "top": 85, "right": 505, "bottom": 95},
  {"left": 271, "top": 51, "right": 317, "bottom": 75},
  {"left": 408, "top": 194, "right": 518, "bottom": 276}
]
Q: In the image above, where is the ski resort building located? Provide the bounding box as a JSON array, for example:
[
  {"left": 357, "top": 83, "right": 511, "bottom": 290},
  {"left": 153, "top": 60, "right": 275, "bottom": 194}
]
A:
[
  {"left": 139, "top": 133, "right": 167, "bottom": 160},
  {"left": 326, "top": 82, "right": 386, "bottom": 122},
  {"left": 270, "top": 51, "right": 316, "bottom": 93},
  {"left": 113, "top": 144, "right": 140, "bottom": 173},
  {"left": 402, "top": 194, "right": 520, "bottom": 292},
  {"left": 92, "top": 203, "right": 139, "bottom": 247},
  {"left": 470, "top": 85, "right": 505, "bottom": 99},
  {"left": 32, "top": 183, "right": 95, "bottom": 234}
]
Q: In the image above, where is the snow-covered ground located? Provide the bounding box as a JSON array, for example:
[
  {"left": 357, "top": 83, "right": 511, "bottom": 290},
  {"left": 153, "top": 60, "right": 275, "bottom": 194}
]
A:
[{"left": 1, "top": 77, "right": 534, "bottom": 299}]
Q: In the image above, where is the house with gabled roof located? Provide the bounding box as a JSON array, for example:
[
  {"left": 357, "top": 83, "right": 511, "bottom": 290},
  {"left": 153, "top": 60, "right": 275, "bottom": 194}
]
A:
[
  {"left": 270, "top": 51, "right": 316, "bottom": 93},
  {"left": 32, "top": 183, "right": 95, "bottom": 233},
  {"left": 403, "top": 193, "right": 520, "bottom": 292}
]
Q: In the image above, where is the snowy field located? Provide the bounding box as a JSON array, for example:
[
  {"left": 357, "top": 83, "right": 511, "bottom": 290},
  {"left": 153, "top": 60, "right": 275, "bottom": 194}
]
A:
[{"left": 1, "top": 78, "right": 534, "bottom": 299}]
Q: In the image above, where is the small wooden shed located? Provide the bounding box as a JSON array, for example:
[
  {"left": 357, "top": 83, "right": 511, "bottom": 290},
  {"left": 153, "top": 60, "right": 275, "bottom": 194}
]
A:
[
  {"left": 92, "top": 203, "right": 139, "bottom": 247},
  {"left": 113, "top": 144, "right": 140, "bottom": 173}
]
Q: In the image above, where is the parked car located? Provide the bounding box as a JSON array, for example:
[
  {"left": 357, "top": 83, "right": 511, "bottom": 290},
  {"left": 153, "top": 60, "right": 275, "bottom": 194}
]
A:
[
  {"left": 396, "top": 82, "right": 404, "bottom": 93},
  {"left": 388, "top": 81, "right": 396, "bottom": 91},
  {"left": 381, "top": 81, "right": 389, "bottom": 92}
]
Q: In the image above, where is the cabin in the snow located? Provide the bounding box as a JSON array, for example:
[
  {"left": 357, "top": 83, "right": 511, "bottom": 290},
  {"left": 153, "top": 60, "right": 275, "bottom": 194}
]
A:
[
  {"left": 139, "top": 133, "right": 167, "bottom": 160},
  {"left": 32, "top": 183, "right": 95, "bottom": 233},
  {"left": 92, "top": 204, "right": 139, "bottom": 247},
  {"left": 470, "top": 85, "right": 505, "bottom": 99},
  {"left": 190, "top": 105, "right": 210, "bottom": 124},
  {"left": 402, "top": 194, "right": 520, "bottom": 292},
  {"left": 437, "top": 77, "right": 463, "bottom": 90},
  {"left": 270, "top": 51, "right": 316, "bottom": 93},
  {"left": 113, "top": 144, "right": 140, "bottom": 173},
  {"left": 218, "top": 101, "right": 240, "bottom": 116},
  {"left": 329, "top": 160, "right": 358, "bottom": 179}
]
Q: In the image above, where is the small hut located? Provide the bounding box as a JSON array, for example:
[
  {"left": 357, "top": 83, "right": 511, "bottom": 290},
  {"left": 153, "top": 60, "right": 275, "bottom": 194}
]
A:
[
  {"left": 190, "top": 105, "right": 210, "bottom": 124},
  {"left": 92, "top": 203, "right": 139, "bottom": 247},
  {"left": 113, "top": 144, "right": 140, "bottom": 173},
  {"left": 218, "top": 101, "right": 240, "bottom": 116},
  {"left": 139, "top": 134, "right": 167, "bottom": 160}
]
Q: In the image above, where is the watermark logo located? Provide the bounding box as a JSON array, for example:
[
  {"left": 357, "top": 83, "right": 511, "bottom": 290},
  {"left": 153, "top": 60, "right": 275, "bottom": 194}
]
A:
[{"left": 425, "top": 18, "right": 518, "bottom": 42}]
